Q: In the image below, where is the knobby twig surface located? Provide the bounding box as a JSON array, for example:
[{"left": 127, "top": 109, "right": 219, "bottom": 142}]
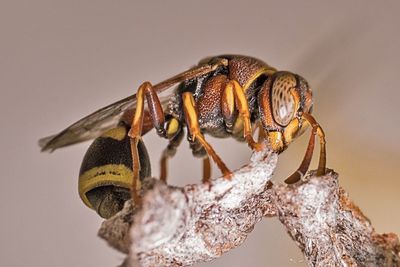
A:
[
  {"left": 275, "top": 172, "right": 400, "bottom": 266},
  {"left": 98, "top": 147, "right": 400, "bottom": 267}
]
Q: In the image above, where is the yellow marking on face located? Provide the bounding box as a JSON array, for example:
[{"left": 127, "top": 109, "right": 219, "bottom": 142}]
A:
[
  {"left": 243, "top": 67, "right": 276, "bottom": 92},
  {"left": 101, "top": 126, "right": 127, "bottom": 141},
  {"left": 78, "top": 164, "right": 140, "bottom": 209},
  {"left": 283, "top": 119, "right": 301, "bottom": 145},
  {"left": 268, "top": 131, "right": 284, "bottom": 153},
  {"left": 166, "top": 118, "right": 179, "bottom": 137}
]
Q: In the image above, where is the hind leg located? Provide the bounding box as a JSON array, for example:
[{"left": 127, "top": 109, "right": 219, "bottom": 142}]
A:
[{"left": 128, "top": 82, "right": 167, "bottom": 203}]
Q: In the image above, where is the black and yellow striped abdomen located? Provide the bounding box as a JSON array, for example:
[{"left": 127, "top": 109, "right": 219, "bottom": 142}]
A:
[{"left": 79, "top": 124, "right": 151, "bottom": 218}]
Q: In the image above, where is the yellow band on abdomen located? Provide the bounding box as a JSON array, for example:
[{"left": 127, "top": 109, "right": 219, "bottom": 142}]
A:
[{"left": 78, "top": 164, "right": 139, "bottom": 209}]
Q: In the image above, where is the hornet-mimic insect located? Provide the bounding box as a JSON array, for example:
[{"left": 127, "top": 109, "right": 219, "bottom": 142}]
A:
[{"left": 40, "top": 55, "right": 327, "bottom": 218}]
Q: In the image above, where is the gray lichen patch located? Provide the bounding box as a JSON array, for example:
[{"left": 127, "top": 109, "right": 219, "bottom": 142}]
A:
[
  {"left": 99, "top": 146, "right": 277, "bottom": 266},
  {"left": 131, "top": 147, "right": 277, "bottom": 266},
  {"left": 99, "top": 150, "right": 400, "bottom": 267},
  {"left": 275, "top": 172, "right": 400, "bottom": 267}
]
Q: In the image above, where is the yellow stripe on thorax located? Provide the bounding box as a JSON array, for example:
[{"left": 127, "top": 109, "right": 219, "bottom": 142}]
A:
[
  {"left": 231, "top": 67, "right": 276, "bottom": 136},
  {"left": 242, "top": 67, "right": 277, "bottom": 92}
]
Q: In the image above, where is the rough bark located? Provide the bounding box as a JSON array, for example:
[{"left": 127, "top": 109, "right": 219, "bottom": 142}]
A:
[
  {"left": 98, "top": 147, "right": 400, "bottom": 267},
  {"left": 275, "top": 172, "right": 400, "bottom": 267}
]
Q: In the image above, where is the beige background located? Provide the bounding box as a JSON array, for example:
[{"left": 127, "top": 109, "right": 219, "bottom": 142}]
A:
[{"left": 1, "top": 1, "right": 399, "bottom": 266}]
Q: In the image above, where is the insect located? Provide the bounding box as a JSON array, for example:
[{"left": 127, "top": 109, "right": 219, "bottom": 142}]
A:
[{"left": 39, "top": 55, "right": 326, "bottom": 218}]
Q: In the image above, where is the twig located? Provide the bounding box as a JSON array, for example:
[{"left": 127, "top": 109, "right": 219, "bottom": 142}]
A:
[
  {"left": 275, "top": 171, "right": 400, "bottom": 266},
  {"left": 98, "top": 147, "right": 400, "bottom": 267}
]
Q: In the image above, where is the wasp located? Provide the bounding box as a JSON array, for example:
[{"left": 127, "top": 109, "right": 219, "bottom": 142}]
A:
[{"left": 39, "top": 55, "right": 326, "bottom": 218}]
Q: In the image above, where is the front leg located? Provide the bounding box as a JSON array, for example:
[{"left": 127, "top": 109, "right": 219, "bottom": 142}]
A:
[
  {"left": 222, "top": 80, "right": 263, "bottom": 151},
  {"left": 284, "top": 113, "right": 326, "bottom": 184}
]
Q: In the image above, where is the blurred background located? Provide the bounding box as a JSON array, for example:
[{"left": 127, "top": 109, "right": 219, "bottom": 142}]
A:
[{"left": 1, "top": 1, "right": 399, "bottom": 266}]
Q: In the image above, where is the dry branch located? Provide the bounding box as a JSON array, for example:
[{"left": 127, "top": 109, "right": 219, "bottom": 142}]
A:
[
  {"left": 275, "top": 172, "right": 400, "bottom": 266},
  {"left": 98, "top": 147, "right": 400, "bottom": 267}
]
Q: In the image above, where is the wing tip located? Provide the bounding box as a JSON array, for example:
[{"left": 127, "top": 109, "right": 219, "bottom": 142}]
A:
[{"left": 38, "top": 135, "right": 56, "bottom": 152}]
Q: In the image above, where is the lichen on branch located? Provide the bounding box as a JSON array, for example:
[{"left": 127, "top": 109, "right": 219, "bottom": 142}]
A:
[{"left": 99, "top": 146, "right": 400, "bottom": 267}]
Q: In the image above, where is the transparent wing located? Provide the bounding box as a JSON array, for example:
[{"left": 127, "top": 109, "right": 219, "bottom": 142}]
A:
[
  {"left": 39, "top": 94, "right": 172, "bottom": 152},
  {"left": 38, "top": 58, "right": 228, "bottom": 152},
  {"left": 40, "top": 94, "right": 134, "bottom": 151}
]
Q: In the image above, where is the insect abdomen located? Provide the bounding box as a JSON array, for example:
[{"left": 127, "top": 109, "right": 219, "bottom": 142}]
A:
[{"left": 78, "top": 124, "right": 151, "bottom": 218}]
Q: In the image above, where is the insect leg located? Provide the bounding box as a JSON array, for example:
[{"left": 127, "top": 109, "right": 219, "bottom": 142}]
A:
[
  {"left": 221, "top": 80, "right": 237, "bottom": 133},
  {"left": 284, "top": 126, "right": 315, "bottom": 184},
  {"left": 161, "top": 147, "right": 212, "bottom": 183},
  {"left": 188, "top": 136, "right": 212, "bottom": 183},
  {"left": 160, "top": 123, "right": 184, "bottom": 182},
  {"left": 226, "top": 80, "right": 263, "bottom": 151},
  {"left": 202, "top": 157, "right": 211, "bottom": 183},
  {"left": 182, "top": 92, "right": 232, "bottom": 179},
  {"left": 128, "top": 83, "right": 147, "bottom": 203},
  {"left": 128, "top": 81, "right": 167, "bottom": 202},
  {"left": 303, "top": 113, "right": 327, "bottom": 177},
  {"left": 284, "top": 113, "right": 326, "bottom": 184}
]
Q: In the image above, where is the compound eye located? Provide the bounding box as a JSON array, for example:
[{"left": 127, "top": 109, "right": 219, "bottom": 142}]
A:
[{"left": 271, "top": 73, "right": 296, "bottom": 126}]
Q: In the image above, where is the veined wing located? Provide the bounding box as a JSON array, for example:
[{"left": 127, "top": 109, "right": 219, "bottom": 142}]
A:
[
  {"left": 39, "top": 58, "right": 227, "bottom": 152},
  {"left": 39, "top": 94, "right": 173, "bottom": 152},
  {"left": 40, "top": 94, "right": 136, "bottom": 151}
]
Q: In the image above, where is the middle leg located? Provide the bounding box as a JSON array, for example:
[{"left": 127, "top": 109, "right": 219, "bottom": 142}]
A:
[
  {"left": 182, "top": 92, "right": 231, "bottom": 179},
  {"left": 188, "top": 138, "right": 212, "bottom": 183}
]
